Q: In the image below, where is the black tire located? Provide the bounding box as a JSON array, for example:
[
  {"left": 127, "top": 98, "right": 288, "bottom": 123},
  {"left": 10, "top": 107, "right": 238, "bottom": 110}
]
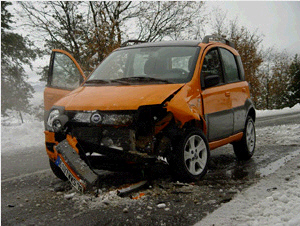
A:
[
  {"left": 233, "top": 116, "right": 256, "bottom": 160},
  {"left": 49, "top": 159, "right": 68, "bottom": 181},
  {"left": 169, "top": 129, "right": 210, "bottom": 182}
]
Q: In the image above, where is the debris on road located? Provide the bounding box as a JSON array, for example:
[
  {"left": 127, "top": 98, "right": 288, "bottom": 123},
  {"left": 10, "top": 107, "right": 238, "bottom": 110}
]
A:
[
  {"left": 131, "top": 192, "right": 145, "bottom": 200},
  {"left": 157, "top": 203, "right": 166, "bottom": 208},
  {"left": 172, "top": 181, "right": 192, "bottom": 187},
  {"left": 117, "top": 180, "right": 148, "bottom": 197},
  {"left": 64, "top": 192, "right": 76, "bottom": 200}
]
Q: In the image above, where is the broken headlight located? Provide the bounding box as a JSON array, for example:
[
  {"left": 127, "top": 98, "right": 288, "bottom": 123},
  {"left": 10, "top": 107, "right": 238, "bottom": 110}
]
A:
[
  {"left": 47, "top": 109, "right": 60, "bottom": 128},
  {"left": 46, "top": 106, "right": 66, "bottom": 132}
]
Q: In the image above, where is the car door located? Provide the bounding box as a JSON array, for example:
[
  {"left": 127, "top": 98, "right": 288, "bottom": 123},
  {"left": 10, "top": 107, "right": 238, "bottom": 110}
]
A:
[
  {"left": 200, "top": 47, "right": 234, "bottom": 142},
  {"left": 44, "top": 49, "right": 86, "bottom": 117},
  {"left": 219, "top": 47, "right": 249, "bottom": 134}
]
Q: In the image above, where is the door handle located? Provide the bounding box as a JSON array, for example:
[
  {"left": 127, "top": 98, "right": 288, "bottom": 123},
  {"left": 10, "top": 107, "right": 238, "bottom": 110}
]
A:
[{"left": 225, "top": 92, "right": 230, "bottom": 97}]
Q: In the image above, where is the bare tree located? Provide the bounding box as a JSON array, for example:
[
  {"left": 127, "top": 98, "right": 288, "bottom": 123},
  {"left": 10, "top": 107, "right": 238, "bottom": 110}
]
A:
[
  {"left": 84, "top": 1, "right": 135, "bottom": 71},
  {"left": 19, "top": 1, "right": 206, "bottom": 78},
  {"left": 135, "top": 1, "right": 205, "bottom": 41}
]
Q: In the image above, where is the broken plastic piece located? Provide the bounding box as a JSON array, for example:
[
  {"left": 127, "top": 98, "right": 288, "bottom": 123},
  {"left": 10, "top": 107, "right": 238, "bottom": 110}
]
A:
[
  {"left": 66, "top": 135, "right": 79, "bottom": 154},
  {"left": 117, "top": 180, "right": 148, "bottom": 197},
  {"left": 131, "top": 192, "right": 145, "bottom": 200}
]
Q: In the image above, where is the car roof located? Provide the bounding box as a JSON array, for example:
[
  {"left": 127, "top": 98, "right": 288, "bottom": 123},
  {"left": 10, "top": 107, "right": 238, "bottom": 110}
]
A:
[{"left": 120, "top": 40, "right": 202, "bottom": 49}]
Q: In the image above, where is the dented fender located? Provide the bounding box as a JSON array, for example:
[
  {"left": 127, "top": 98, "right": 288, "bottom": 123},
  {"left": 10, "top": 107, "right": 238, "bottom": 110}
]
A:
[{"left": 165, "top": 84, "right": 206, "bottom": 132}]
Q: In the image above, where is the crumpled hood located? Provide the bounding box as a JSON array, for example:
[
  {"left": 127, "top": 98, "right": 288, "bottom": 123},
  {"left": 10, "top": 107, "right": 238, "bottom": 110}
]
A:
[{"left": 55, "top": 84, "right": 185, "bottom": 111}]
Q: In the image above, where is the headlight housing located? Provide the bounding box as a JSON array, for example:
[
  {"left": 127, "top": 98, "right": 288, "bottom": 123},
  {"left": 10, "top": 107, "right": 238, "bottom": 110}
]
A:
[
  {"left": 47, "top": 109, "right": 60, "bottom": 128},
  {"left": 46, "top": 106, "right": 66, "bottom": 132}
]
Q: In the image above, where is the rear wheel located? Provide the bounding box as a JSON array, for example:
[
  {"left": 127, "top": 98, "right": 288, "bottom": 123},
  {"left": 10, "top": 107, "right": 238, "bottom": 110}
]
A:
[
  {"left": 233, "top": 116, "right": 256, "bottom": 160},
  {"left": 49, "top": 159, "right": 68, "bottom": 181},
  {"left": 169, "top": 129, "right": 210, "bottom": 182}
]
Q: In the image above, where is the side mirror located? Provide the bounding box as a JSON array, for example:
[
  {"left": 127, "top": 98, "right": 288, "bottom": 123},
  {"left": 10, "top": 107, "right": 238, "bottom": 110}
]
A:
[{"left": 204, "top": 74, "right": 220, "bottom": 88}]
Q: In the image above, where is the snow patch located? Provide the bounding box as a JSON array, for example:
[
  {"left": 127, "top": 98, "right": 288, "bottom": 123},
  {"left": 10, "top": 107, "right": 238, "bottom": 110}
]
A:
[
  {"left": 1, "top": 117, "right": 44, "bottom": 155},
  {"left": 256, "top": 124, "right": 300, "bottom": 146},
  {"left": 196, "top": 155, "right": 300, "bottom": 226},
  {"left": 256, "top": 103, "right": 300, "bottom": 118}
]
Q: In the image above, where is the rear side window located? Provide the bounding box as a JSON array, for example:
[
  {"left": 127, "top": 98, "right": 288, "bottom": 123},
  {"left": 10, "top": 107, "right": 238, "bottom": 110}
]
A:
[{"left": 220, "top": 48, "right": 240, "bottom": 83}]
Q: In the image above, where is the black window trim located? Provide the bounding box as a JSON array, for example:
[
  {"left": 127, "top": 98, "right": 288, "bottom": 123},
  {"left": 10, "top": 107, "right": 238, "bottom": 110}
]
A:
[{"left": 236, "top": 55, "right": 245, "bottom": 81}]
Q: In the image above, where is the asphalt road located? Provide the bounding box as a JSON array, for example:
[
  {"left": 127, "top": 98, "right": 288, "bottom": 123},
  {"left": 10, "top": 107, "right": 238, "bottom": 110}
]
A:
[
  {"left": 256, "top": 111, "right": 300, "bottom": 127},
  {"left": 2, "top": 112, "right": 300, "bottom": 225}
]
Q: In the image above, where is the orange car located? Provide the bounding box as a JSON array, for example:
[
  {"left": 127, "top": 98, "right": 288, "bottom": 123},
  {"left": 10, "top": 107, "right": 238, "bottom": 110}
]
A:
[{"left": 44, "top": 36, "right": 256, "bottom": 191}]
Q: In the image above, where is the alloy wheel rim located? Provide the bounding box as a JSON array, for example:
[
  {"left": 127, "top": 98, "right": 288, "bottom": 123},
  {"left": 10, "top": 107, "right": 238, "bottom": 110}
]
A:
[
  {"left": 246, "top": 120, "right": 255, "bottom": 153},
  {"left": 184, "top": 135, "right": 207, "bottom": 175}
]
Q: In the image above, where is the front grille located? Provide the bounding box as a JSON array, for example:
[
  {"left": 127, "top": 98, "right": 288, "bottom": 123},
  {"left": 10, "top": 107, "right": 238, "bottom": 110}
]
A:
[
  {"left": 72, "top": 126, "right": 101, "bottom": 145},
  {"left": 70, "top": 124, "right": 132, "bottom": 151}
]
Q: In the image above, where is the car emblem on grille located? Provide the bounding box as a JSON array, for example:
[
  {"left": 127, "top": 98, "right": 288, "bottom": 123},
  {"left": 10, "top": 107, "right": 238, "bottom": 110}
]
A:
[{"left": 91, "top": 113, "right": 102, "bottom": 123}]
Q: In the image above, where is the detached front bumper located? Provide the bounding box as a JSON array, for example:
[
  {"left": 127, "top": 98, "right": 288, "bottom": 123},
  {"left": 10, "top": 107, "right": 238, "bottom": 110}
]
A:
[
  {"left": 45, "top": 132, "right": 157, "bottom": 192},
  {"left": 54, "top": 138, "right": 98, "bottom": 192}
]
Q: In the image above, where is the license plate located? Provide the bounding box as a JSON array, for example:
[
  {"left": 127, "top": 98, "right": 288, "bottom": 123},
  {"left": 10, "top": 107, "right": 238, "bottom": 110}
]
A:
[{"left": 55, "top": 156, "right": 85, "bottom": 193}]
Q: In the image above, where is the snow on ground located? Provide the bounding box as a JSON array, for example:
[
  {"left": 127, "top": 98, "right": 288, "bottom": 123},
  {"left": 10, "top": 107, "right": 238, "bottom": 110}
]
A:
[
  {"left": 1, "top": 112, "right": 44, "bottom": 155},
  {"left": 196, "top": 155, "right": 300, "bottom": 226},
  {"left": 256, "top": 124, "right": 300, "bottom": 147},
  {"left": 256, "top": 103, "right": 300, "bottom": 118}
]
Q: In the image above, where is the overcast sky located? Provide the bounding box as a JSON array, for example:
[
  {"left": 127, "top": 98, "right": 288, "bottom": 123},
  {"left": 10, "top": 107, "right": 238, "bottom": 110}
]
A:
[{"left": 207, "top": 1, "right": 300, "bottom": 55}]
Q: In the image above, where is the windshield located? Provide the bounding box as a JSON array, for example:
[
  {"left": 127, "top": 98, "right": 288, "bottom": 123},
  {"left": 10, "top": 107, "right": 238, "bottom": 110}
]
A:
[{"left": 86, "top": 46, "right": 200, "bottom": 85}]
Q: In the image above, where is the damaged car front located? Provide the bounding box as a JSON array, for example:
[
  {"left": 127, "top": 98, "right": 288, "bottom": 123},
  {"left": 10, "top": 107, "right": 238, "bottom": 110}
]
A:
[{"left": 45, "top": 42, "right": 202, "bottom": 191}]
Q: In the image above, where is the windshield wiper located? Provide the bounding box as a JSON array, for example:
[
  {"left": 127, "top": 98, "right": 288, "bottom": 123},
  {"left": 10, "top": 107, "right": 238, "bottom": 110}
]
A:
[
  {"left": 111, "top": 77, "right": 172, "bottom": 84},
  {"left": 85, "top": 79, "right": 110, "bottom": 84},
  {"left": 85, "top": 79, "right": 131, "bottom": 85}
]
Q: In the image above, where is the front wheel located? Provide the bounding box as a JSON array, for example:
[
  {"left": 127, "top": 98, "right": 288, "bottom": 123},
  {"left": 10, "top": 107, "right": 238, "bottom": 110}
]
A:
[
  {"left": 233, "top": 116, "right": 256, "bottom": 160},
  {"left": 169, "top": 129, "right": 210, "bottom": 182}
]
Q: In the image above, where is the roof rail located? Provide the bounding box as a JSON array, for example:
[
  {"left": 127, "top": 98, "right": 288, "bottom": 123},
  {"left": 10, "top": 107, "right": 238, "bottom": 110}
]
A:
[
  {"left": 202, "top": 35, "right": 235, "bottom": 48},
  {"left": 120, "top": 40, "right": 147, "bottom": 47}
]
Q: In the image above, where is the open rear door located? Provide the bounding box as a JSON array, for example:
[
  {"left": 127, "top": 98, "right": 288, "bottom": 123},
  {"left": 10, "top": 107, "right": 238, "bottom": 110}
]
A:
[{"left": 44, "top": 49, "right": 86, "bottom": 116}]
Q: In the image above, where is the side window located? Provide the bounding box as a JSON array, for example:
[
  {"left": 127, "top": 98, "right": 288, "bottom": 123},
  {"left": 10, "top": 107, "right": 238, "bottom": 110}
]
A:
[
  {"left": 201, "top": 49, "right": 224, "bottom": 84},
  {"left": 220, "top": 48, "right": 240, "bottom": 83},
  {"left": 51, "top": 52, "right": 82, "bottom": 90}
]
